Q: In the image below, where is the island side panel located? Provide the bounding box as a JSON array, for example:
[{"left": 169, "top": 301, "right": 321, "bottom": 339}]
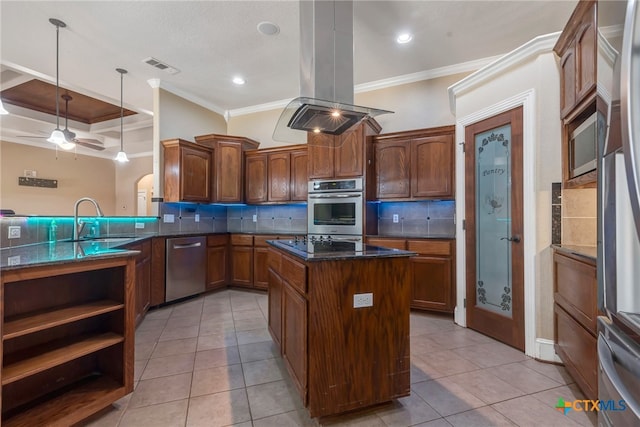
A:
[{"left": 307, "top": 257, "right": 411, "bottom": 418}]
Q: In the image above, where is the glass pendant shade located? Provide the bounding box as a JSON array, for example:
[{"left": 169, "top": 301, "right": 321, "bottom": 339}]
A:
[
  {"left": 58, "top": 140, "right": 76, "bottom": 150},
  {"left": 115, "top": 150, "right": 129, "bottom": 162},
  {"left": 47, "top": 129, "right": 66, "bottom": 145},
  {"left": 0, "top": 100, "right": 8, "bottom": 115}
]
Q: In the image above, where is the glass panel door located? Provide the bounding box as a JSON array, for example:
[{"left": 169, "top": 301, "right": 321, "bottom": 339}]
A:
[{"left": 475, "top": 124, "right": 513, "bottom": 317}]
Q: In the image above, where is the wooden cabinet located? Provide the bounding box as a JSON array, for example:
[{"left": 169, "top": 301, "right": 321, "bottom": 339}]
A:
[
  {"left": 0, "top": 256, "right": 135, "bottom": 426},
  {"left": 555, "top": 0, "right": 596, "bottom": 120},
  {"left": 230, "top": 234, "right": 254, "bottom": 288},
  {"left": 268, "top": 266, "right": 283, "bottom": 348},
  {"left": 244, "top": 145, "right": 308, "bottom": 204},
  {"left": 367, "top": 237, "right": 456, "bottom": 313},
  {"left": 373, "top": 126, "right": 455, "bottom": 200},
  {"left": 308, "top": 119, "right": 381, "bottom": 179},
  {"left": 162, "top": 138, "right": 213, "bottom": 203},
  {"left": 207, "top": 234, "right": 228, "bottom": 291},
  {"left": 150, "top": 237, "right": 166, "bottom": 306},
  {"left": 553, "top": 250, "right": 598, "bottom": 400},
  {"left": 194, "top": 133, "right": 260, "bottom": 203},
  {"left": 407, "top": 240, "right": 455, "bottom": 313},
  {"left": 125, "top": 240, "right": 152, "bottom": 326},
  {"left": 254, "top": 236, "right": 279, "bottom": 290},
  {"left": 283, "top": 279, "right": 308, "bottom": 397}
]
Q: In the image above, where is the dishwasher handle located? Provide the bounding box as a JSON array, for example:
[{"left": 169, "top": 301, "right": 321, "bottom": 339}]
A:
[{"left": 172, "top": 242, "right": 202, "bottom": 249}]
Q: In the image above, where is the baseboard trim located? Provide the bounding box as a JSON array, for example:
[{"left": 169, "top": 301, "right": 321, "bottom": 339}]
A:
[{"left": 536, "top": 338, "right": 562, "bottom": 363}]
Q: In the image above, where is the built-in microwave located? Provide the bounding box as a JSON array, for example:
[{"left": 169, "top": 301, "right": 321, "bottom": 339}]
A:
[{"left": 569, "top": 111, "right": 598, "bottom": 178}]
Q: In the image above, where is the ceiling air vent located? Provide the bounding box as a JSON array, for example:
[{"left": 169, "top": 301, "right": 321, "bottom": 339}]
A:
[{"left": 142, "top": 57, "right": 180, "bottom": 75}]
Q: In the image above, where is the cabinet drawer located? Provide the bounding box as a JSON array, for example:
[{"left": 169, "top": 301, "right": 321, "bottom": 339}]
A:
[
  {"left": 554, "top": 303, "right": 597, "bottom": 400},
  {"left": 231, "top": 234, "right": 253, "bottom": 246},
  {"left": 554, "top": 252, "right": 597, "bottom": 332},
  {"left": 268, "top": 248, "right": 282, "bottom": 273},
  {"left": 407, "top": 240, "right": 452, "bottom": 256},
  {"left": 207, "top": 234, "right": 228, "bottom": 247},
  {"left": 281, "top": 254, "right": 307, "bottom": 294},
  {"left": 254, "top": 235, "right": 280, "bottom": 247},
  {"left": 367, "top": 238, "right": 406, "bottom": 250}
]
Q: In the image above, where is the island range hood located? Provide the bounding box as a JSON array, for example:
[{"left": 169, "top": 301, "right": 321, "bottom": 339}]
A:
[{"left": 273, "top": 0, "right": 392, "bottom": 141}]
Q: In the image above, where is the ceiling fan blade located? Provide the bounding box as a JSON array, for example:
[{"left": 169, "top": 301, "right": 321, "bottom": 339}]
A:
[
  {"left": 74, "top": 139, "right": 106, "bottom": 151},
  {"left": 16, "top": 135, "right": 48, "bottom": 138}
]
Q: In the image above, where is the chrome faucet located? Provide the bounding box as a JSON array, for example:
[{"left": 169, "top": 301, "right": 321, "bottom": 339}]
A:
[{"left": 73, "top": 197, "right": 104, "bottom": 241}]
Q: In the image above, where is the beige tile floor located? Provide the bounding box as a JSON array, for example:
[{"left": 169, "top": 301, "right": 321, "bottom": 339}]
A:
[{"left": 86, "top": 289, "right": 597, "bottom": 427}]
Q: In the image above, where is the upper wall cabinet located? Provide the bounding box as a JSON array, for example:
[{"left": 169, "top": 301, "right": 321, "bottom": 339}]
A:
[
  {"left": 244, "top": 145, "right": 308, "bottom": 204},
  {"left": 195, "top": 133, "right": 260, "bottom": 203},
  {"left": 307, "top": 119, "right": 381, "bottom": 179},
  {"left": 373, "top": 125, "right": 455, "bottom": 200},
  {"left": 162, "top": 138, "right": 213, "bottom": 203},
  {"left": 554, "top": 0, "right": 596, "bottom": 121}
]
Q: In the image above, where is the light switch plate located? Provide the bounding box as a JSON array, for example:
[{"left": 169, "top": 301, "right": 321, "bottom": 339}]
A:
[
  {"left": 163, "top": 214, "right": 175, "bottom": 223},
  {"left": 252, "top": 214, "right": 257, "bottom": 222},
  {"left": 7, "top": 255, "right": 21, "bottom": 266},
  {"left": 195, "top": 214, "right": 200, "bottom": 222},
  {"left": 135, "top": 222, "right": 145, "bottom": 229}
]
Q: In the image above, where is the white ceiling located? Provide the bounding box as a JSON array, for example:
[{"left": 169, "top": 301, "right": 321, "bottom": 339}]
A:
[{"left": 0, "top": 0, "right": 578, "bottom": 158}]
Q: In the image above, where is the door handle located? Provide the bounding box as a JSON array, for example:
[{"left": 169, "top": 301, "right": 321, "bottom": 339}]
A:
[{"left": 500, "top": 235, "right": 521, "bottom": 243}]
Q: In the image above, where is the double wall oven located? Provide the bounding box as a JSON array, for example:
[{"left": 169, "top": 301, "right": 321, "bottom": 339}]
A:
[{"left": 307, "top": 177, "right": 364, "bottom": 245}]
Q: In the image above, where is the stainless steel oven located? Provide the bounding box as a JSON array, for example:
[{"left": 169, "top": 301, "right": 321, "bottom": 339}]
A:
[{"left": 307, "top": 178, "right": 363, "bottom": 236}]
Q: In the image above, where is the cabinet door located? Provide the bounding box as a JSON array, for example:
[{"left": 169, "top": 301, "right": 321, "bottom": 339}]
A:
[
  {"left": 216, "top": 141, "right": 243, "bottom": 202},
  {"left": 411, "top": 135, "right": 454, "bottom": 198},
  {"left": 253, "top": 247, "right": 270, "bottom": 290},
  {"left": 268, "top": 269, "right": 283, "bottom": 349},
  {"left": 245, "top": 154, "right": 268, "bottom": 204},
  {"left": 575, "top": 19, "right": 596, "bottom": 104},
  {"left": 290, "top": 150, "right": 309, "bottom": 201},
  {"left": 410, "top": 255, "right": 454, "bottom": 312},
  {"left": 231, "top": 246, "right": 253, "bottom": 287},
  {"left": 207, "top": 246, "right": 227, "bottom": 290},
  {"left": 283, "top": 283, "right": 308, "bottom": 398},
  {"left": 560, "top": 43, "right": 577, "bottom": 119},
  {"left": 335, "top": 125, "right": 363, "bottom": 178},
  {"left": 181, "top": 146, "right": 212, "bottom": 202},
  {"left": 375, "top": 139, "right": 411, "bottom": 199},
  {"left": 150, "top": 237, "right": 166, "bottom": 306},
  {"left": 268, "top": 152, "right": 291, "bottom": 202},
  {"left": 308, "top": 133, "right": 335, "bottom": 179}
]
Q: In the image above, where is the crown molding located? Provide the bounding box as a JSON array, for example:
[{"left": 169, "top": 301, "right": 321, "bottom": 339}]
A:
[
  {"left": 448, "top": 31, "right": 561, "bottom": 114},
  {"left": 156, "top": 80, "right": 226, "bottom": 117}
]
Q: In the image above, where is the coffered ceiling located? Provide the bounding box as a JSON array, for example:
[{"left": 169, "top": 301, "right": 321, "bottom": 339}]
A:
[{"left": 0, "top": 1, "right": 579, "bottom": 158}]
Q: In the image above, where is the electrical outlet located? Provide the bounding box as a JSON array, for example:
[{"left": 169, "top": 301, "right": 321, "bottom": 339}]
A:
[
  {"left": 252, "top": 214, "right": 257, "bottom": 222},
  {"left": 195, "top": 214, "right": 200, "bottom": 222},
  {"left": 393, "top": 214, "right": 399, "bottom": 223},
  {"left": 163, "top": 214, "right": 175, "bottom": 223},
  {"left": 353, "top": 293, "right": 373, "bottom": 308},
  {"left": 7, "top": 255, "right": 21, "bottom": 266},
  {"left": 8, "top": 226, "right": 21, "bottom": 239},
  {"left": 135, "top": 222, "right": 145, "bottom": 229}
]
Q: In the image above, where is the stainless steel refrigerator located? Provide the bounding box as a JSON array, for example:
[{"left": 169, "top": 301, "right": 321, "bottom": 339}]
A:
[{"left": 598, "top": 0, "right": 640, "bottom": 425}]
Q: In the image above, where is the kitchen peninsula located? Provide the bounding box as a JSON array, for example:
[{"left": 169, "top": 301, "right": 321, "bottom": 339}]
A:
[{"left": 266, "top": 238, "right": 415, "bottom": 418}]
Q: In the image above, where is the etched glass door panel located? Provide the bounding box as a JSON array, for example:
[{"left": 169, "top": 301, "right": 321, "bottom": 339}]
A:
[{"left": 475, "top": 125, "right": 512, "bottom": 317}]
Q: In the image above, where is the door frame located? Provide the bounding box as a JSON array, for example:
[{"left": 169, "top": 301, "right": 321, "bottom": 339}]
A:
[{"left": 454, "top": 89, "right": 537, "bottom": 357}]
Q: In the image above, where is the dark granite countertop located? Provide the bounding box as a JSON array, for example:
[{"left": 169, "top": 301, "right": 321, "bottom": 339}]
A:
[
  {"left": 267, "top": 239, "right": 416, "bottom": 262},
  {"left": 551, "top": 244, "right": 597, "bottom": 262},
  {"left": 0, "top": 239, "right": 141, "bottom": 270},
  {"left": 367, "top": 235, "right": 456, "bottom": 240}
]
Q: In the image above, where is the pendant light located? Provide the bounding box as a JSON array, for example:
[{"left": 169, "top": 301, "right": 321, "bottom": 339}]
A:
[
  {"left": 0, "top": 99, "right": 8, "bottom": 115},
  {"left": 114, "top": 68, "right": 129, "bottom": 163},
  {"left": 47, "top": 18, "right": 75, "bottom": 149}
]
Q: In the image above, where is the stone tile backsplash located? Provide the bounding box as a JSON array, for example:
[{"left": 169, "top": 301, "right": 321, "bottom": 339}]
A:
[
  {"left": 158, "top": 203, "right": 227, "bottom": 235},
  {"left": 376, "top": 200, "right": 456, "bottom": 238},
  {"left": 561, "top": 187, "right": 596, "bottom": 246},
  {"left": 226, "top": 204, "right": 307, "bottom": 234}
]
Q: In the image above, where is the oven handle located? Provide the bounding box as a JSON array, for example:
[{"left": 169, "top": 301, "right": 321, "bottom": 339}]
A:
[
  {"left": 598, "top": 333, "right": 640, "bottom": 419},
  {"left": 308, "top": 194, "right": 362, "bottom": 199}
]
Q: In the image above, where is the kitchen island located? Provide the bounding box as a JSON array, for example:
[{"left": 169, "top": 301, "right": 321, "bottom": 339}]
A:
[{"left": 267, "top": 238, "right": 415, "bottom": 418}]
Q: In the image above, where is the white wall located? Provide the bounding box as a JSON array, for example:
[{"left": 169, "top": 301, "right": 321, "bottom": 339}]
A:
[
  {"left": 114, "top": 155, "right": 153, "bottom": 216},
  {"left": 227, "top": 72, "right": 471, "bottom": 148},
  {"left": 451, "top": 48, "right": 562, "bottom": 355}
]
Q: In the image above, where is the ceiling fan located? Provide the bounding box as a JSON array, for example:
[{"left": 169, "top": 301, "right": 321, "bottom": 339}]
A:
[{"left": 18, "top": 94, "right": 106, "bottom": 151}]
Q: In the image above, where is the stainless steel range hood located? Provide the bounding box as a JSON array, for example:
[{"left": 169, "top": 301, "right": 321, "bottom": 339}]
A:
[{"left": 273, "top": 0, "right": 392, "bottom": 141}]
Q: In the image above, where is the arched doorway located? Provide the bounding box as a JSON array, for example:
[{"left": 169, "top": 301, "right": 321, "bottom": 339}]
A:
[{"left": 136, "top": 173, "right": 153, "bottom": 216}]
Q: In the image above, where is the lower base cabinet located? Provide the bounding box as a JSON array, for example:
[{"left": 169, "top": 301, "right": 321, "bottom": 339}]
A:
[
  {"left": 283, "top": 280, "right": 308, "bottom": 399},
  {"left": 367, "top": 237, "right": 456, "bottom": 313},
  {"left": 553, "top": 250, "right": 598, "bottom": 400},
  {"left": 207, "top": 235, "right": 228, "bottom": 290},
  {"left": 125, "top": 240, "right": 151, "bottom": 326}
]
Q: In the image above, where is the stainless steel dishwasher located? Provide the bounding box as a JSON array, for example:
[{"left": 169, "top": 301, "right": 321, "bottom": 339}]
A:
[{"left": 166, "top": 236, "right": 206, "bottom": 302}]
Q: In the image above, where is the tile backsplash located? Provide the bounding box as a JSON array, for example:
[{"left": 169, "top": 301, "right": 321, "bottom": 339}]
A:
[
  {"left": 226, "top": 204, "right": 307, "bottom": 234},
  {"left": 561, "top": 187, "right": 597, "bottom": 246},
  {"left": 376, "top": 200, "right": 456, "bottom": 238},
  {"left": 158, "top": 203, "right": 227, "bottom": 234}
]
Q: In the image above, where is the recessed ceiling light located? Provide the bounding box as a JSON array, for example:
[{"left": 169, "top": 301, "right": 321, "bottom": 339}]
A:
[
  {"left": 396, "top": 33, "right": 413, "bottom": 44},
  {"left": 232, "top": 76, "right": 246, "bottom": 85},
  {"left": 257, "top": 21, "right": 280, "bottom": 36}
]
